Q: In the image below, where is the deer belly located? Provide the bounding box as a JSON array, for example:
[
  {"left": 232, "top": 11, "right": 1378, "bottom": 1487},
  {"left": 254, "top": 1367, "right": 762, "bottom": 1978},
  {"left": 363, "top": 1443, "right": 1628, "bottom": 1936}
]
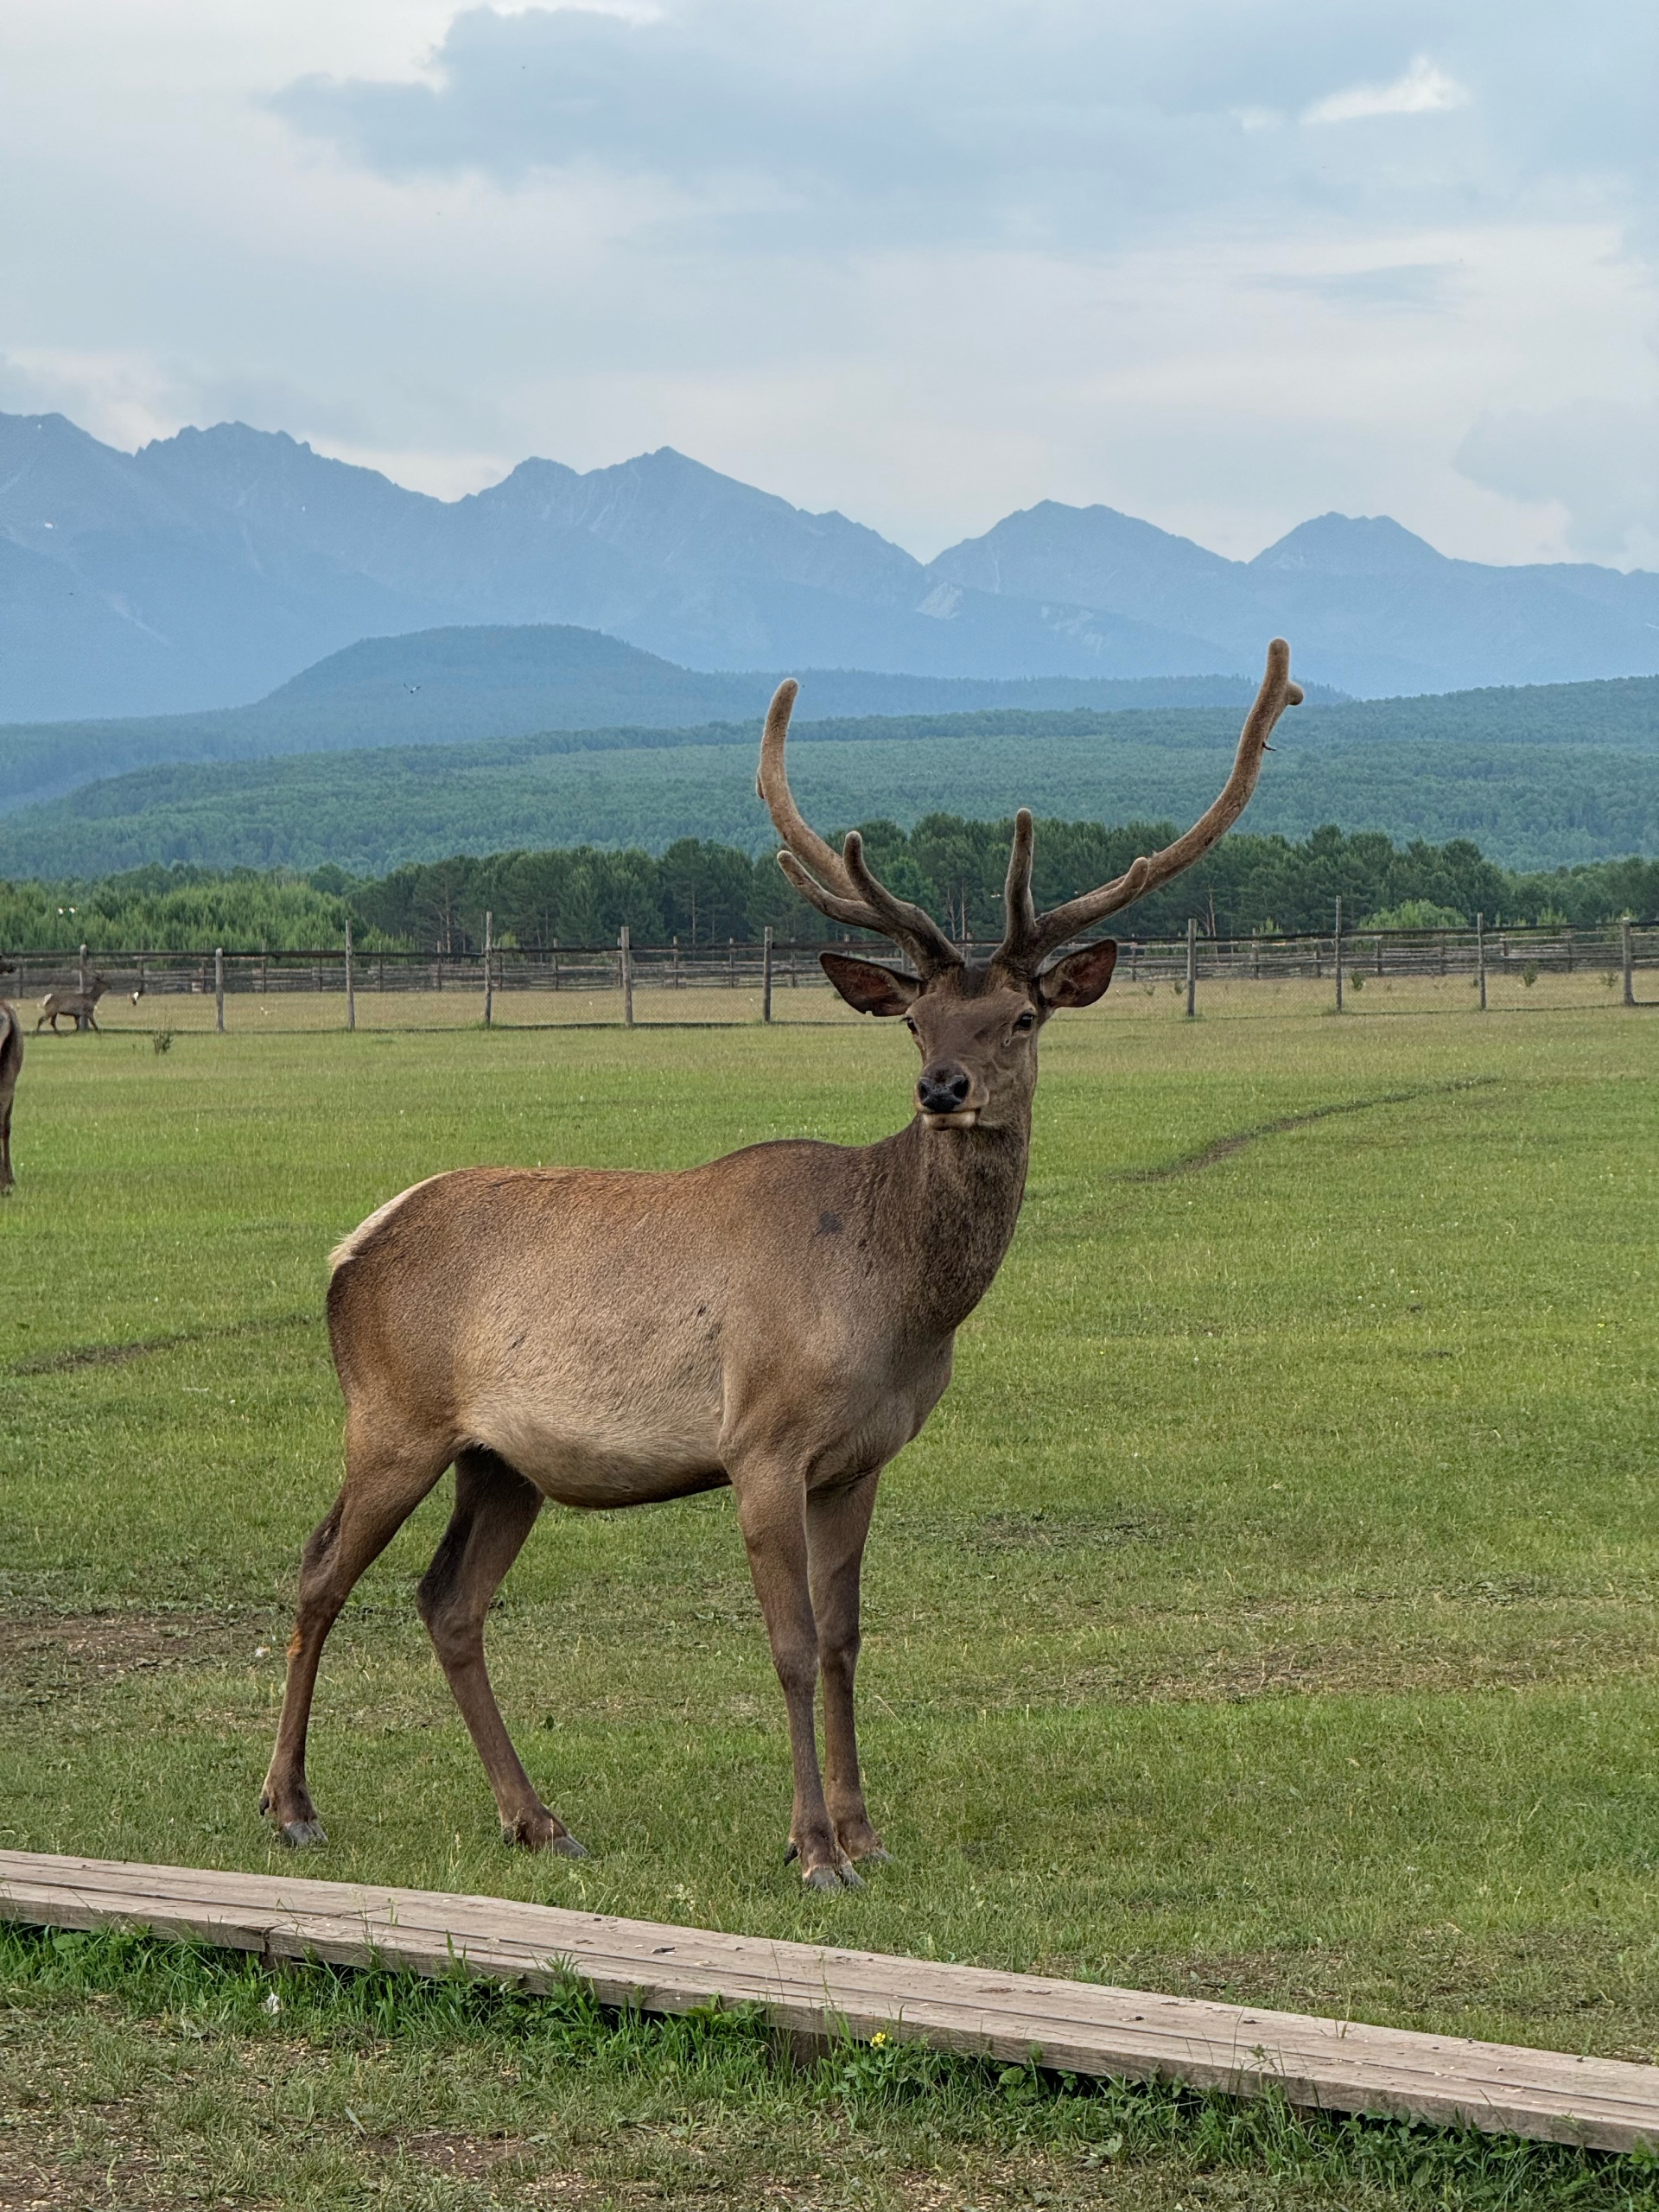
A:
[{"left": 468, "top": 1390, "right": 725, "bottom": 1509}]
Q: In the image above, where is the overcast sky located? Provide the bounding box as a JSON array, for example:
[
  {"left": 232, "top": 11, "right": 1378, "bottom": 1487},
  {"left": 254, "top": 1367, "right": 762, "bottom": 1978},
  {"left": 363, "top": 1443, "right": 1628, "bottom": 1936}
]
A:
[{"left": 3, "top": 0, "right": 1656, "bottom": 564}]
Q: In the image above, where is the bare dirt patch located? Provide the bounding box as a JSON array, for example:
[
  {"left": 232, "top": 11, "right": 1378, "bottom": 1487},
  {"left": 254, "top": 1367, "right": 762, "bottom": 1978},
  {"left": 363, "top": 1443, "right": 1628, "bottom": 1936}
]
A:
[
  {"left": 0, "top": 1612, "right": 273, "bottom": 1707},
  {"left": 0, "top": 2141, "right": 157, "bottom": 2212}
]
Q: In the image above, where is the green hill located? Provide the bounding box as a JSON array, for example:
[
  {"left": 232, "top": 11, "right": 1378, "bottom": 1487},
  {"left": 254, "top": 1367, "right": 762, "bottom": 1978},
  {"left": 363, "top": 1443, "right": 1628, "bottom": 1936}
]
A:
[
  {"left": 0, "top": 622, "right": 1338, "bottom": 815},
  {"left": 4, "top": 679, "right": 1659, "bottom": 879}
]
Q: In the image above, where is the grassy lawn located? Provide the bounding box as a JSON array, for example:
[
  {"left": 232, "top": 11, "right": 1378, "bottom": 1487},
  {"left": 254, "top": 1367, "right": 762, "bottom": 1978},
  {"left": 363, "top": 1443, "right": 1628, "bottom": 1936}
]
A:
[{"left": 2, "top": 985, "right": 1656, "bottom": 2207}]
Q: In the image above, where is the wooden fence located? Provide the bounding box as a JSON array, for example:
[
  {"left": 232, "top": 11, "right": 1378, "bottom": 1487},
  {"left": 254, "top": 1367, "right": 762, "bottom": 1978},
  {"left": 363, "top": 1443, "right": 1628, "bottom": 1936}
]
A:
[{"left": 3, "top": 918, "right": 1656, "bottom": 1028}]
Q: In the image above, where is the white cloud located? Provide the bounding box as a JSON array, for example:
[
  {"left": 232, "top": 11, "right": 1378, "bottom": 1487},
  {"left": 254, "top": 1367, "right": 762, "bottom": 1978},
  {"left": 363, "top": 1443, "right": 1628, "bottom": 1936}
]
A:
[
  {"left": 1456, "top": 400, "right": 1659, "bottom": 565},
  {"left": 1302, "top": 56, "right": 1469, "bottom": 127},
  {"left": 1, "top": 1, "right": 1656, "bottom": 567}
]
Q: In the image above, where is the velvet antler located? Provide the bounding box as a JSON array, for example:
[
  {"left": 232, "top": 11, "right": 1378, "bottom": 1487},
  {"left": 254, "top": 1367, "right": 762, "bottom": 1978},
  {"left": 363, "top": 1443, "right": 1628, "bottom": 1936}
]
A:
[
  {"left": 758, "top": 680, "right": 963, "bottom": 976},
  {"left": 994, "top": 639, "right": 1301, "bottom": 973}
]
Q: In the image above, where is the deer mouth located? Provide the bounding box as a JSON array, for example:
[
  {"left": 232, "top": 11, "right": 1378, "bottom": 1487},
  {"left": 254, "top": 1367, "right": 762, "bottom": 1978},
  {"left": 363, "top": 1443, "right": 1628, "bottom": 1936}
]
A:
[{"left": 920, "top": 1107, "right": 980, "bottom": 1130}]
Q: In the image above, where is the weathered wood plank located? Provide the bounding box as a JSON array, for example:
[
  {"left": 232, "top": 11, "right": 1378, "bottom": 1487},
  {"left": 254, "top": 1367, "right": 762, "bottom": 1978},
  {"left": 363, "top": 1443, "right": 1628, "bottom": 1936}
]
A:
[{"left": 2, "top": 1852, "right": 1655, "bottom": 2153}]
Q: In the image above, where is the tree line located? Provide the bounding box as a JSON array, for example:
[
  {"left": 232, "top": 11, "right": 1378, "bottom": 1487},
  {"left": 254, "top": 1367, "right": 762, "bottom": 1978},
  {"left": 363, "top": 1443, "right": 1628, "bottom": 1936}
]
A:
[{"left": 3, "top": 820, "right": 1656, "bottom": 957}]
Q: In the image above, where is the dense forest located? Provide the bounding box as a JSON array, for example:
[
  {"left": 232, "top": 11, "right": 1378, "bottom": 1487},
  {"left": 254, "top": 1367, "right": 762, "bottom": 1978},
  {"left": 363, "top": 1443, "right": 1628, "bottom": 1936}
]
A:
[
  {"left": 3, "top": 822, "right": 1655, "bottom": 957},
  {"left": 0, "top": 633, "right": 1322, "bottom": 816},
  {"left": 7, "top": 727, "right": 1659, "bottom": 882},
  {"left": 3, "top": 675, "right": 1656, "bottom": 885}
]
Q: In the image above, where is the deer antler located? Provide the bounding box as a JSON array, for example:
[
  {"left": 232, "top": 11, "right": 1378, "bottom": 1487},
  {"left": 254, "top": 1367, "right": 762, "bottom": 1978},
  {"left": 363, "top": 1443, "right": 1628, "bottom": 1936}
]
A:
[
  {"left": 759, "top": 680, "right": 963, "bottom": 976},
  {"left": 995, "top": 638, "right": 1302, "bottom": 974}
]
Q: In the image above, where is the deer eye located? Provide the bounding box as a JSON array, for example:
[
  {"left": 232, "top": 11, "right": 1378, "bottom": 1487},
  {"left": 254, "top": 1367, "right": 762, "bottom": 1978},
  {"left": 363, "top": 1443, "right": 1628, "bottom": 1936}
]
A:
[
  {"left": 904, "top": 1016, "right": 918, "bottom": 1034},
  {"left": 1014, "top": 1009, "right": 1036, "bottom": 1033}
]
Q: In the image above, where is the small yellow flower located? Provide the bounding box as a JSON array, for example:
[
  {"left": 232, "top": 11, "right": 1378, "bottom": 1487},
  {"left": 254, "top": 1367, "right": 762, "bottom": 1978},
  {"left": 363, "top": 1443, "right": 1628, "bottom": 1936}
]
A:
[{"left": 871, "top": 2031, "right": 889, "bottom": 2048}]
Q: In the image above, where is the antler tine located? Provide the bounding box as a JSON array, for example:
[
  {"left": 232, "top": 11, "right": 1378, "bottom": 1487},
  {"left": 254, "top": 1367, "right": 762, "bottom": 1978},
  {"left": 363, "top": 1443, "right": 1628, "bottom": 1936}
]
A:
[
  {"left": 996, "top": 807, "right": 1039, "bottom": 963},
  {"left": 841, "top": 831, "right": 963, "bottom": 974},
  {"left": 1002, "top": 639, "right": 1302, "bottom": 969},
  {"left": 757, "top": 679, "right": 859, "bottom": 902},
  {"left": 759, "top": 678, "right": 963, "bottom": 976}
]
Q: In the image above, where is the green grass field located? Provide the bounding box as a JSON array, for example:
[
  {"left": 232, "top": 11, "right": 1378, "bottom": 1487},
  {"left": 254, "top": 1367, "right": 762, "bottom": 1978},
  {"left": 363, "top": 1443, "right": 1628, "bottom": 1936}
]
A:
[{"left": 2, "top": 990, "right": 1656, "bottom": 2208}]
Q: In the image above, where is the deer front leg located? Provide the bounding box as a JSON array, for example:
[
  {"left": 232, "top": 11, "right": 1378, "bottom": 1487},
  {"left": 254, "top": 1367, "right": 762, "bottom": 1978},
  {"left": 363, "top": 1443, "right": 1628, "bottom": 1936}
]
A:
[
  {"left": 732, "top": 1460, "right": 859, "bottom": 1890},
  {"left": 808, "top": 1470, "right": 890, "bottom": 1867}
]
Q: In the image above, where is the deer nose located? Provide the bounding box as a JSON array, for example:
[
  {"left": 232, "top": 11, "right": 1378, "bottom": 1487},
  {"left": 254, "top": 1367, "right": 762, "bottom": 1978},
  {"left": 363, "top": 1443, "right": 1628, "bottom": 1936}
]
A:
[{"left": 917, "top": 1064, "right": 972, "bottom": 1116}]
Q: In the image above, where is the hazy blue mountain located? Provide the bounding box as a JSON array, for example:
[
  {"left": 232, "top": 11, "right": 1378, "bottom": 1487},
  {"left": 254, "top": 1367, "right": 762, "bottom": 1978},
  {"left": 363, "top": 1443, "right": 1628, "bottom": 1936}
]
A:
[
  {"left": 0, "top": 620, "right": 1339, "bottom": 817},
  {"left": 0, "top": 414, "right": 440, "bottom": 719},
  {"left": 4, "top": 408, "right": 1657, "bottom": 726},
  {"left": 928, "top": 505, "right": 1659, "bottom": 696}
]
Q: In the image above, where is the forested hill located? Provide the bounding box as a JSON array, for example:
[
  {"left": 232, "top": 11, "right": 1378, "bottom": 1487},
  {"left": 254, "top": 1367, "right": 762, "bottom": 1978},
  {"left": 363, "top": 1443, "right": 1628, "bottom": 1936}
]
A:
[
  {"left": 0, "top": 621, "right": 1347, "bottom": 818},
  {"left": 3, "top": 675, "right": 1658, "bottom": 881},
  {"left": 3, "top": 826, "right": 1654, "bottom": 958}
]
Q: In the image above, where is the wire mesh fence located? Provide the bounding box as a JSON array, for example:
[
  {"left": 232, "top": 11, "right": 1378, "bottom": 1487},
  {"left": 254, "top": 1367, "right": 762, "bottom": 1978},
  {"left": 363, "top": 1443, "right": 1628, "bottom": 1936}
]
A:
[{"left": 3, "top": 919, "right": 1655, "bottom": 1032}]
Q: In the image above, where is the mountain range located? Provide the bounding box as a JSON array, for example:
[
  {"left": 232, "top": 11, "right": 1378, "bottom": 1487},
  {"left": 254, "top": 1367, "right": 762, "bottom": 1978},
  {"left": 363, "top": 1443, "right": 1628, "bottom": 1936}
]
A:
[{"left": 5, "top": 410, "right": 1659, "bottom": 724}]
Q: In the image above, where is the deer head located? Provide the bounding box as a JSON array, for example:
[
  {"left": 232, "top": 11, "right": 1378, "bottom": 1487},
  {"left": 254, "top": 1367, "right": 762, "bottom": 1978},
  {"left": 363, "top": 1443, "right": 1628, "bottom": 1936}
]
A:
[{"left": 759, "top": 639, "right": 1302, "bottom": 1131}]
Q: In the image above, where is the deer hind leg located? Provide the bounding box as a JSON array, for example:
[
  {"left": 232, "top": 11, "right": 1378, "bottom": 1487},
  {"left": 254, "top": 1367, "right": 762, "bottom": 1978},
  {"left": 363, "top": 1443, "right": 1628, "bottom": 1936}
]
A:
[
  {"left": 808, "top": 1470, "right": 890, "bottom": 1867},
  {"left": 732, "top": 1457, "right": 860, "bottom": 1890},
  {"left": 260, "top": 1413, "right": 448, "bottom": 1847},
  {"left": 416, "top": 1447, "right": 582, "bottom": 1855}
]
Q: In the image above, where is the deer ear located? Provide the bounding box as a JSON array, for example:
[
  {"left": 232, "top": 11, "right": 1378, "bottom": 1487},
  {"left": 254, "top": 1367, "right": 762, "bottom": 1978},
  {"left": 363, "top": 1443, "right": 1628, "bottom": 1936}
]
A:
[
  {"left": 1037, "top": 940, "right": 1117, "bottom": 1009},
  {"left": 819, "top": 952, "right": 920, "bottom": 1017}
]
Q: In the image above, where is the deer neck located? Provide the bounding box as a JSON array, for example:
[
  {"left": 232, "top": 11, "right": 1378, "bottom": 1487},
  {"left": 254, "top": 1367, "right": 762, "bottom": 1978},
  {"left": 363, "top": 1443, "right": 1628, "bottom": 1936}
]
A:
[{"left": 868, "top": 1106, "right": 1032, "bottom": 1341}]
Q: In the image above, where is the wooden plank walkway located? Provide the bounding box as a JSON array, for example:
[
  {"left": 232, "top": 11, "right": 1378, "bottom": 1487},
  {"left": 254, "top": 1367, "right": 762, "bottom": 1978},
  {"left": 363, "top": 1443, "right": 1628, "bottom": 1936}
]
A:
[{"left": 2, "top": 1851, "right": 1656, "bottom": 2154}]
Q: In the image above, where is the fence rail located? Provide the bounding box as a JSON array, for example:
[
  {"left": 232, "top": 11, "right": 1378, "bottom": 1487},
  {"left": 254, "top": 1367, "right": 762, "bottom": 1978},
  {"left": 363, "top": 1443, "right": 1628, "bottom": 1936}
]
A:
[{"left": 3, "top": 920, "right": 1656, "bottom": 1027}]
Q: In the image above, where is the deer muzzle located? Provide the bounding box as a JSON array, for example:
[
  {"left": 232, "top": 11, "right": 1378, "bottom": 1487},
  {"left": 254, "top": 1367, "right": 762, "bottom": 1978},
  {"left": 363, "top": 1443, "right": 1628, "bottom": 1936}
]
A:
[{"left": 917, "top": 1064, "right": 979, "bottom": 1128}]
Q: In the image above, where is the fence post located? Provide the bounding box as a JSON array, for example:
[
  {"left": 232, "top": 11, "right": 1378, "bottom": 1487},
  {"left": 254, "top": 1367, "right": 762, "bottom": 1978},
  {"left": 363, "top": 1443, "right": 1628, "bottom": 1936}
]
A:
[
  {"left": 1476, "top": 912, "right": 1487, "bottom": 1011},
  {"left": 214, "top": 947, "right": 225, "bottom": 1034},
  {"left": 620, "top": 924, "right": 634, "bottom": 1028},
  {"left": 483, "top": 909, "right": 493, "bottom": 1030},
  {"left": 728, "top": 936, "right": 736, "bottom": 988},
  {"left": 1185, "top": 916, "right": 1197, "bottom": 1020},
  {"left": 345, "top": 919, "right": 356, "bottom": 1032},
  {"left": 762, "top": 925, "right": 773, "bottom": 1023},
  {"left": 79, "top": 941, "right": 88, "bottom": 995},
  {"left": 1333, "top": 896, "right": 1344, "bottom": 1014},
  {"left": 1623, "top": 917, "right": 1636, "bottom": 1007}
]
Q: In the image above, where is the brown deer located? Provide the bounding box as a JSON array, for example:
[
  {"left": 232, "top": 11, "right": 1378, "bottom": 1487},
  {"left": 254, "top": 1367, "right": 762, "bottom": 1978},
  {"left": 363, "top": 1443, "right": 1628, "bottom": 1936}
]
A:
[
  {"left": 36, "top": 976, "right": 110, "bottom": 1033},
  {"left": 261, "top": 641, "right": 1302, "bottom": 1884},
  {"left": 0, "top": 1000, "right": 20, "bottom": 1192}
]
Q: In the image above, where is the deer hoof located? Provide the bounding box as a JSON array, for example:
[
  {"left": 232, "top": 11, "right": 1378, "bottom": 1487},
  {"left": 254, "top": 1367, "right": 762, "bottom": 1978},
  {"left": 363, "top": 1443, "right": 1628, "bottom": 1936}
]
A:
[
  {"left": 279, "top": 1818, "right": 327, "bottom": 1849},
  {"left": 803, "top": 1860, "right": 863, "bottom": 1891},
  {"left": 502, "top": 1814, "right": 585, "bottom": 1855}
]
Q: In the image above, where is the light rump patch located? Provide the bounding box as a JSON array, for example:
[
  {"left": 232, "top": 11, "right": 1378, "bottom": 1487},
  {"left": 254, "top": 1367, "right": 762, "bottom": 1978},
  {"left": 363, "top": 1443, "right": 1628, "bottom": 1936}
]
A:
[{"left": 327, "top": 1173, "right": 447, "bottom": 1275}]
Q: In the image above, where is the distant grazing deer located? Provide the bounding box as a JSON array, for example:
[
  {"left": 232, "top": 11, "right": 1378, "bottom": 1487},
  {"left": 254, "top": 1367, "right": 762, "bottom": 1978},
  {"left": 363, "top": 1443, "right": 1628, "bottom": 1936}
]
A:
[
  {"left": 263, "top": 642, "right": 1302, "bottom": 1882},
  {"left": 36, "top": 976, "right": 109, "bottom": 1033},
  {"left": 0, "top": 1000, "right": 20, "bottom": 1192},
  {"left": 33, "top": 975, "right": 143, "bottom": 1033}
]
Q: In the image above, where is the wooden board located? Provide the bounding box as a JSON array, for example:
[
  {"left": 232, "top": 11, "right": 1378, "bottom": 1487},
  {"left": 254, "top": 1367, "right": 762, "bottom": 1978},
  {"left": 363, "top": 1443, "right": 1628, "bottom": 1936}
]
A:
[{"left": 2, "top": 1849, "right": 1656, "bottom": 2153}]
